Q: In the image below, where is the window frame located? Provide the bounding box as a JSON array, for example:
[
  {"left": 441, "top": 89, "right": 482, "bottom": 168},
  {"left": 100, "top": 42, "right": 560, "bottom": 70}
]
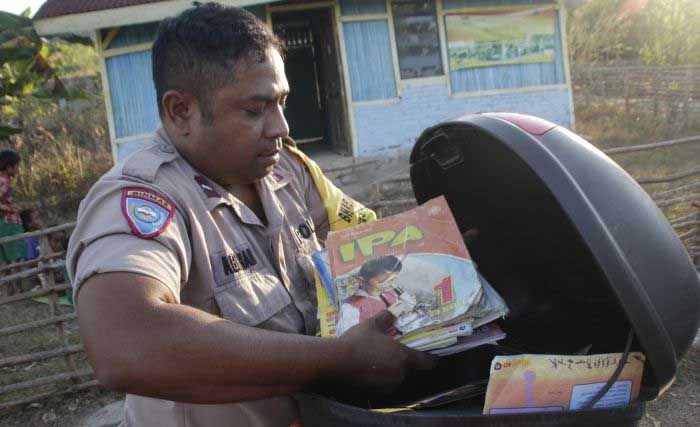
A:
[
  {"left": 390, "top": 0, "right": 445, "bottom": 81},
  {"left": 338, "top": 0, "right": 403, "bottom": 104}
]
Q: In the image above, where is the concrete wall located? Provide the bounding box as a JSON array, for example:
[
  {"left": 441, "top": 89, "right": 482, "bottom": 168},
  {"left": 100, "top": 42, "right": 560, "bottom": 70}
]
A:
[{"left": 352, "top": 84, "right": 572, "bottom": 156}]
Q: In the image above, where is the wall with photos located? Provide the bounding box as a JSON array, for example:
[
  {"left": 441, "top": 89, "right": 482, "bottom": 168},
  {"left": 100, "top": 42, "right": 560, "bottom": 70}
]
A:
[{"left": 340, "top": 0, "right": 572, "bottom": 156}]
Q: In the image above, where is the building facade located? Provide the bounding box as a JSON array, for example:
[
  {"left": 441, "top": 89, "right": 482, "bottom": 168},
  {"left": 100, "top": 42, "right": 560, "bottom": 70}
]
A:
[{"left": 35, "top": 0, "right": 574, "bottom": 161}]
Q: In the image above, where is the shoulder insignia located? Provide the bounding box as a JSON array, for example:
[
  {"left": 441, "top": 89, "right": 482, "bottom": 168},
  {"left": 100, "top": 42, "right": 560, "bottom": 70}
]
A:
[
  {"left": 121, "top": 187, "right": 175, "bottom": 238},
  {"left": 194, "top": 175, "right": 221, "bottom": 198}
]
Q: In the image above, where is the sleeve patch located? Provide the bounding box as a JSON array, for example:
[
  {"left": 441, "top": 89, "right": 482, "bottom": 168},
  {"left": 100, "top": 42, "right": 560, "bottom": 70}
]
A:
[{"left": 121, "top": 187, "right": 175, "bottom": 239}]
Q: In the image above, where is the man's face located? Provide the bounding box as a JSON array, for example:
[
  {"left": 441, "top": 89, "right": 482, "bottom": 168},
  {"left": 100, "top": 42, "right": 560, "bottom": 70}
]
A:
[{"left": 184, "top": 48, "right": 290, "bottom": 186}]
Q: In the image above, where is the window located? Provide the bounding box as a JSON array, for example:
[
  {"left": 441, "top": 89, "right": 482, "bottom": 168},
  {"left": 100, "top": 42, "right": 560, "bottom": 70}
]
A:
[
  {"left": 391, "top": 0, "right": 443, "bottom": 79},
  {"left": 340, "top": 0, "right": 398, "bottom": 101}
]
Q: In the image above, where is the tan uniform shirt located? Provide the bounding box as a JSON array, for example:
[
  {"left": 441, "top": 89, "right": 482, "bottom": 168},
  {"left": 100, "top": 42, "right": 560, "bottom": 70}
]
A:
[{"left": 67, "top": 129, "right": 330, "bottom": 427}]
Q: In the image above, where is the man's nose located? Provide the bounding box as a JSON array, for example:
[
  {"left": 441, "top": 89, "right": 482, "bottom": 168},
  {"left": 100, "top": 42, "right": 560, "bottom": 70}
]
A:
[{"left": 265, "top": 103, "right": 289, "bottom": 140}]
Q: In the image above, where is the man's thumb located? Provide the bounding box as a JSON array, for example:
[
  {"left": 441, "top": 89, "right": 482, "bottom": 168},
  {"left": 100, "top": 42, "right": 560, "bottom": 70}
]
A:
[{"left": 370, "top": 309, "right": 396, "bottom": 330}]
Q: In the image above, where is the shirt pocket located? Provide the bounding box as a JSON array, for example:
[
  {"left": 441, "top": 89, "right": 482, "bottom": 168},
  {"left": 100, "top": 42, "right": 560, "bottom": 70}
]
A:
[{"left": 213, "top": 268, "right": 292, "bottom": 327}]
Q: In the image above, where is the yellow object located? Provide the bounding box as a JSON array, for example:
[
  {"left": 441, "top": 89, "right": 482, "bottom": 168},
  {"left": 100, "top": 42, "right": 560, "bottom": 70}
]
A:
[
  {"left": 483, "top": 352, "right": 646, "bottom": 414},
  {"left": 285, "top": 143, "right": 377, "bottom": 337},
  {"left": 372, "top": 407, "right": 413, "bottom": 414}
]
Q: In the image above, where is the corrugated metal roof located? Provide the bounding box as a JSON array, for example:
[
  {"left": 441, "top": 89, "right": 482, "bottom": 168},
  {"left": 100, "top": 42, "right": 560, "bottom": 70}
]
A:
[{"left": 34, "top": 0, "right": 167, "bottom": 20}]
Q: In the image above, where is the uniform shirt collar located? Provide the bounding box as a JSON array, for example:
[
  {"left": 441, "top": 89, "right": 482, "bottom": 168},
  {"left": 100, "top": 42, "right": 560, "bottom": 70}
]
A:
[
  {"left": 154, "top": 128, "right": 178, "bottom": 156},
  {"left": 156, "top": 127, "right": 290, "bottom": 227},
  {"left": 265, "top": 167, "right": 291, "bottom": 191},
  {"left": 195, "top": 171, "right": 289, "bottom": 227}
]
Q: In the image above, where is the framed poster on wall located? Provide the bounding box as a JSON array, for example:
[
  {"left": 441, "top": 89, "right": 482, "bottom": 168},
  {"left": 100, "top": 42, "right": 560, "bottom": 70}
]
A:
[{"left": 446, "top": 8, "right": 556, "bottom": 71}]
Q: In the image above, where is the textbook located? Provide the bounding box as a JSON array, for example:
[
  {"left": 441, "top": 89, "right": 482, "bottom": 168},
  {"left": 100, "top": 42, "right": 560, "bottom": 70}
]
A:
[
  {"left": 322, "top": 196, "right": 507, "bottom": 351},
  {"left": 483, "top": 352, "right": 646, "bottom": 414}
]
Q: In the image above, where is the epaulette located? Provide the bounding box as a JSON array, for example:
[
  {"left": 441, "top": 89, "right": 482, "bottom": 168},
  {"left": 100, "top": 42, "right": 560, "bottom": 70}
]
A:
[{"left": 121, "top": 144, "right": 178, "bottom": 183}]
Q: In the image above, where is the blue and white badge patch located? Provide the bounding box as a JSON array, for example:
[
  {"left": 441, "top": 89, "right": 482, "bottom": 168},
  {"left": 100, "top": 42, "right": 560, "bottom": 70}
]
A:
[{"left": 121, "top": 188, "right": 175, "bottom": 239}]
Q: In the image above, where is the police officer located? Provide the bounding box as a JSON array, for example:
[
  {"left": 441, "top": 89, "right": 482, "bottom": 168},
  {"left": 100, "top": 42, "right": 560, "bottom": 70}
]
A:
[{"left": 67, "top": 4, "right": 435, "bottom": 426}]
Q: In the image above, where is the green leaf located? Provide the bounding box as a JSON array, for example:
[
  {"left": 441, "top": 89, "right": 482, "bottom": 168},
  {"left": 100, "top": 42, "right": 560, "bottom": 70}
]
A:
[
  {"left": 38, "top": 43, "right": 49, "bottom": 59},
  {"left": 0, "top": 124, "right": 22, "bottom": 139},
  {"left": 51, "top": 33, "right": 93, "bottom": 46},
  {"left": 0, "top": 47, "right": 36, "bottom": 63},
  {"left": 0, "top": 11, "right": 32, "bottom": 32},
  {"left": 20, "top": 81, "right": 36, "bottom": 94}
]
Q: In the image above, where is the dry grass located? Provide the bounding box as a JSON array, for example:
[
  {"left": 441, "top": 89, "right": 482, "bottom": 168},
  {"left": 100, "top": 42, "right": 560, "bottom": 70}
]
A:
[
  {"left": 0, "top": 92, "right": 112, "bottom": 224},
  {"left": 575, "top": 95, "right": 700, "bottom": 222},
  {"left": 0, "top": 299, "right": 87, "bottom": 397}
]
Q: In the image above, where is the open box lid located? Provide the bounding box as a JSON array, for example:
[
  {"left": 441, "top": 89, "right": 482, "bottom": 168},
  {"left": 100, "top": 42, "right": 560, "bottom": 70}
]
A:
[{"left": 409, "top": 113, "right": 700, "bottom": 400}]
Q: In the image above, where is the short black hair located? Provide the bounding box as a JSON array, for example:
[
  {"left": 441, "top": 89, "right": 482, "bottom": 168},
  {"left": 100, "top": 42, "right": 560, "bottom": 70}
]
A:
[
  {"left": 152, "top": 3, "right": 284, "bottom": 122},
  {"left": 20, "top": 209, "right": 35, "bottom": 231},
  {"left": 359, "top": 256, "right": 403, "bottom": 282},
  {"left": 0, "top": 149, "right": 20, "bottom": 171}
]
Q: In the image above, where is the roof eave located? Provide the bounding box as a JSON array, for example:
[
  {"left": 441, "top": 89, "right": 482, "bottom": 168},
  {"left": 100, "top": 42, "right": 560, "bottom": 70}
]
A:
[{"left": 33, "top": 0, "right": 269, "bottom": 36}]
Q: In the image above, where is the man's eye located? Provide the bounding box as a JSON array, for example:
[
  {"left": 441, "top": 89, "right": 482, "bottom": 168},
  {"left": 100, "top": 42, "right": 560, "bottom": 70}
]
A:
[{"left": 245, "top": 109, "right": 264, "bottom": 117}]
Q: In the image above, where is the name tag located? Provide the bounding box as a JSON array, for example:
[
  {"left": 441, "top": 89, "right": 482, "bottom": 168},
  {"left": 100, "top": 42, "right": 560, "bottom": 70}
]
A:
[{"left": 210, "top": 246, "right": 259, "bottom": 286}]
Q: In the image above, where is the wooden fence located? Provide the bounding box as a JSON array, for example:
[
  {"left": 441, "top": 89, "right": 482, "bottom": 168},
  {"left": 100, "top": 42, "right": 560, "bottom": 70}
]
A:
[
  {"left": 0, "top": 222, "right": 98, "bottom": 413},
  {"left": 619, "top": 136, "right": 700, "bottom": 269},
  {"left": 0, "top": 137, "right": 699, "bottom": 413},
  {"left": 572, "top": 64, "right": 700, "bottom": 119}
]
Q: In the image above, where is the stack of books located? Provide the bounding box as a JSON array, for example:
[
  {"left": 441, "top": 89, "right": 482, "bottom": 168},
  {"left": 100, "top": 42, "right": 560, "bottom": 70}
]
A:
[{"left": 313, "top": 196, "right": 508, "bottom": 355}]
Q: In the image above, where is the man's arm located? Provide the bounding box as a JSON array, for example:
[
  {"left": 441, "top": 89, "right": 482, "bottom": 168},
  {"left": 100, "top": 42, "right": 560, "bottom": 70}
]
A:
[{"left": 77, "top": 272, "right": 436, "bottom": 404}]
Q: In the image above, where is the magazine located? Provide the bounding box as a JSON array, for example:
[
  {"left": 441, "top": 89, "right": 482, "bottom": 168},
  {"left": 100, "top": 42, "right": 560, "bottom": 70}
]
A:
[
  {"left": 483, "top": 352, "right": 646, "bottom": 414},
  {"left": 372, "top": 380, "right": 488, "bottom": 413},
  {"left": 398, "top": 273, "right": 508, "bottom": 348},
  {"left": 326, "top": 196, "right": 491, "bottom": 339},
  {"left": 312, "top": 249, "right": 335, "bottom": 304},
  {"left": 428, "top": 323, "right": 506, "bottom": 356}
]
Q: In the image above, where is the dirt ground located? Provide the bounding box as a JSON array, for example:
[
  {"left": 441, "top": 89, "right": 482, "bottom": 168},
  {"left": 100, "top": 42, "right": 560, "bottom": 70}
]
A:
[{"left": 639, "top": 344, "right": 700, "bottom": 427}]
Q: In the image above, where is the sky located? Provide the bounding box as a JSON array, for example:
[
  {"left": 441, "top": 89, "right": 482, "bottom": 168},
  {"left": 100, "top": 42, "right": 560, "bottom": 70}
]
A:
[{"left": 0, "top": 0, "right": 47, "bottom": 17}]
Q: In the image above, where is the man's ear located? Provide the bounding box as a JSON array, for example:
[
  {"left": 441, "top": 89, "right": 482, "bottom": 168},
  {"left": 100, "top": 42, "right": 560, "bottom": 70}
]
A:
[{"left": 161, "top": 90, "right": 198, "bottom": 136}]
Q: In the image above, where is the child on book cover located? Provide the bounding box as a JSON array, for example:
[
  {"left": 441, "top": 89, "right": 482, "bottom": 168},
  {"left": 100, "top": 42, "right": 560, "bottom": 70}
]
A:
[{"left": 337, "top": 255, "right": 418, "bottom": 336}]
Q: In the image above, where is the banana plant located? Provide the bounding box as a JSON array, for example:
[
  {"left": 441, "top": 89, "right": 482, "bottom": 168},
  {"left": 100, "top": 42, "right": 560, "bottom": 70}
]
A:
[{"left": 0, "top": 8, "right": 91, "bottom": 139}]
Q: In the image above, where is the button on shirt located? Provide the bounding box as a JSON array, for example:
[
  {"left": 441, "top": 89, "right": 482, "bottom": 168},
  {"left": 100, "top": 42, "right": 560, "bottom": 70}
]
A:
[{"left": 67, "top": 129, "right": 330, "bottom": 427}]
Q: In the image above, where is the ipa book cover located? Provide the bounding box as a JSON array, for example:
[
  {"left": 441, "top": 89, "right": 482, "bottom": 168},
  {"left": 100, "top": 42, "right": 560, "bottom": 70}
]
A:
[{"left": 326, "top": 196, "right": 483, "bottom": 338}]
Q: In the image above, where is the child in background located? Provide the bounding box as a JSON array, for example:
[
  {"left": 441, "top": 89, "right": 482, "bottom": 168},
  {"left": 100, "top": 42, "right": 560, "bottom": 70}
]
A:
[
  {"left": 49, "top": 228, "right": 71, "bottom": 305},
  {"left": 32, "top": 228, "right": 73, "bottom": 306},
  {"left": 0, "top": 149, "right": 24, "bottom": 296},
  {"left": 20, "top": 209, "right": 42, "bottom": 261}
]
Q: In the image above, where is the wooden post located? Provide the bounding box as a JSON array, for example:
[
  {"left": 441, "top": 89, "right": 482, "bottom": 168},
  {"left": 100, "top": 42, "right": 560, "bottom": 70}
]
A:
[
  {"left": 623, "top": 73, "right": 630, "bottom": 116},
  {"left": 694, "top": 203, "right": 700, "bottom": 269},
  {"left": 37, "top": 234, "right": 80, "bottom": 384}
]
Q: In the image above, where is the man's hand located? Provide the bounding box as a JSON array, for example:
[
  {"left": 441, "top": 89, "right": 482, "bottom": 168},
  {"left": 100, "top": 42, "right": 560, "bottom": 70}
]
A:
[
  {"left": 77, "top": 273, "right": 436, "bottom": 403},
  {"left": 335, "top": 310, "right": 438, "bottom": 392}
]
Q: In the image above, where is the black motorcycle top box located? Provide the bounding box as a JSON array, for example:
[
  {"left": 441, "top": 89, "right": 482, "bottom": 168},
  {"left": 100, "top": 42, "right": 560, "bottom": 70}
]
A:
[
  {"left": 409, "top": 112, "right": 700, "bottom": 400},
  {"left": 297, "top": 113, "right": 699, "bottom": 427}
]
